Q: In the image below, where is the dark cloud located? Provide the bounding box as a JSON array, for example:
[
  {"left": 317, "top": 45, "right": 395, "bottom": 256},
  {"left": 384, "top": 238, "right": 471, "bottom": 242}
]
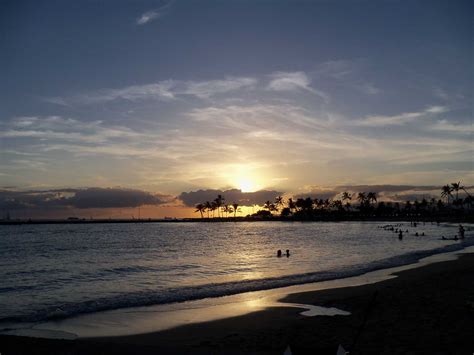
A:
[
  {"left": 178, "top": 189, "right": 283, "bottom": 207},
  {"left": 293, "top": 191, "right": 339, "bottom": 201},
  {"left": 0, "top": 188, "right": 169, "bottom": 210},
  {"left": 63, "top": 188, "right": 166, "bottom": 208}
]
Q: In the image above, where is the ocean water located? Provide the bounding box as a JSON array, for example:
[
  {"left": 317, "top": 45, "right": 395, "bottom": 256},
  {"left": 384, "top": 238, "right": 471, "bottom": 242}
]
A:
[{"left": 0, "top": 221, "right": 472, "bottom": 327}]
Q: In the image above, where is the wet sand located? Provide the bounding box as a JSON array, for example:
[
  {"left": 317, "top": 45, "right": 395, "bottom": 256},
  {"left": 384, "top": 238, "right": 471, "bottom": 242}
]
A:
[{"left": 2, "top": 254, "right": 474, "bottom": 354}]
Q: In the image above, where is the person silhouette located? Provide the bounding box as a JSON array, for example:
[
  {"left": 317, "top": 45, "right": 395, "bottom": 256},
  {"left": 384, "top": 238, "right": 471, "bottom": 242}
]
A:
[
  {"left": 277, "top": 250, "right": 282, "bottom": 257},
  {"left": 286, "top": 249, "right": 290, "bottom": 257},
  {"left": 398, "top": 231, "right": 403, "bottom": 240}
]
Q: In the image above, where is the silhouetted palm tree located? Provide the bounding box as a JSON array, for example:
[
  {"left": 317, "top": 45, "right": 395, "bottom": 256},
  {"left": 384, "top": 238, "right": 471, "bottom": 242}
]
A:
[
  {"left": 441, "top": 185, "right": 452, "bottom": 204},
  {"left": 214, "top": 195, "right": 224, "bottom": 218},
  {"left": 195, "top": 203, "right": 206, "bottom": 218},
  {"left": 287, "top": 198, "right": 296, "bottom": 213},
  {"left": 357, "top": 192, "right": 366, "bottom": 205},
  {"left": 204, "top": 201, "right": 212, "bottom": 218},
  {"left": 341, "top": 192, "right": 352, "bottom": 211},
  {"left": 451, "top": 182, "right": 461, "bottom": 201},
  {"left": 232, "top": 202, "right": 239, "bottom": 217},
  {"left": 275, "top": 196, "right": 284, "bottom": 210},
  {"left": 367, "top": 192, "right": 377, "bottom": 205},
  {"left": 223, "top": 204, "right": 231, "bottom": 218},
  {"left": 264, "top": 200, "right": 277, "bottom": 213},
  {"left": 211, "top": 201, "right": 218, "bottom": 218},
  {"left": 341, "top": 192, "right": 351, "bottom": 201}
]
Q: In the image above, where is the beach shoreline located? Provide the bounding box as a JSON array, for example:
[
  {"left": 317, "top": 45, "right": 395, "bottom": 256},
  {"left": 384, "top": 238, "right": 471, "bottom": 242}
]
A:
[
  {"left": 2, "top": 215, "right": 474, "bottom": 225},
  {"left": 2, "top": 250, "right": 474, "bottom": 354}
]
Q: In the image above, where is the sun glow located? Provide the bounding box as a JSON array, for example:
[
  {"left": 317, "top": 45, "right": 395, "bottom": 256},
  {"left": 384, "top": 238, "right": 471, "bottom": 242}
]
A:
[{"left": 238, "top": 178, "right": 259, "bottom": 192}]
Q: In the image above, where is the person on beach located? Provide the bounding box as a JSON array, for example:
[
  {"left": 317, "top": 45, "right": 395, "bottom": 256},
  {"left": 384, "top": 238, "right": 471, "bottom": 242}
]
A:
[
  {"left": 459, "top": 225, "right": 465, "bottom": 239},
  {"left": 415, "top": 232, "right": 419, "bottom": 236},
  {"left": 277, "top": 250, "right": 282, "bottom": 257},
  {"left": 399, "top": 231, "right": 403, "bottom": 240},
  {"left": 286, "top": 249, "right": 290, "bottom": 257}
]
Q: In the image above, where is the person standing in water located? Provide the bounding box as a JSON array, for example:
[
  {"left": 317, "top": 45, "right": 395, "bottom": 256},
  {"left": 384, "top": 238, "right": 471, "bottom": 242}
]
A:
[
  {"left": 459, "top": 225, "right": 465, "bottom": 239},
  {"left": 399, "top": 230, "right": 403, "bottom": 240},
  {"left": 286, "top": 249, "right": 290, "bottom": 257},
  {"left": 277, "top": 250, "right": 282, "bottom": 257}
]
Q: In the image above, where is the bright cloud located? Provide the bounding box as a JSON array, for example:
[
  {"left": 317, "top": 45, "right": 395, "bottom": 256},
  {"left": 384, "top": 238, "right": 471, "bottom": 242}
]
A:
[
  {"left": 356, "top": 106, "right": 449, "bottom": 127},
  {"left": 46, "top": 77, "right": 257, "bottom": 105},
  {"left": 137, "top": 10, "right": 161, "bottom": 25},
  {"left": 267, "top": 71, "right": 329, "bottom": 102}
]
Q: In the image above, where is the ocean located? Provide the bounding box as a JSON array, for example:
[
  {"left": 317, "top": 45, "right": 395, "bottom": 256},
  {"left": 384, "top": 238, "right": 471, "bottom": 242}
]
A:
[{"left": 0, "top": 221, "right": 472, "bottom": 328}]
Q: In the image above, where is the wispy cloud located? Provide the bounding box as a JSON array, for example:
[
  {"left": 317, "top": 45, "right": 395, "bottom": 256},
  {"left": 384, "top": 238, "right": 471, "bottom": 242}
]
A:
[
  {"left": 267, "top": 71, "right": 329, "bottom": 102},
  {"left": 430, "top": 119, "right": 474, "bottom": 133},
  {"left": 77, "top": 81, "right": 177, "bottom": 103},
  {"left": 183, "top": 77, "right": 257, "bottom": 98},
  {"left": 357, "top": 82, "right": 380, "bottom": 95},
  {"left": 136, "top": 1, "right": 173, "bottom": 25},
  {"left": 137, "top": 10, "right": 161, "bottom": 25},
  {"left": 355, "top": 105, "right": 449, "bottom": 127},
  {"left": 1, "top": 116, "right": 143, "bottom": 144},
  {"left": 46, "top": 77, "right": 257, "bottom": 105}
]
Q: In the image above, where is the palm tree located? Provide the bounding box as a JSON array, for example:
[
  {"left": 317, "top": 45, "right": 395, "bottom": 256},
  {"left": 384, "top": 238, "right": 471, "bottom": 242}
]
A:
[
  {"left": 441, "top": 185, "right": 452, "bottom": 204},
  {"left": 223, "top": 204, "right": 230, "bottom": 218},
  {"left": 451, "top": 181, "right": 465, "bottom": 205},
  {"left": 357, "top": 192, "right": 367, "bottom": 206},
  {"left": 232, "top": 202, "right": 239, "bottom": 217},
  {"left": 341, "top": 192, "right": 352, "bottom": 211},
  {"left": 204, "top": 201, "right": 212, "bottom": 218},
  {"left": 194, "top": 203, "right": 206, "bottom": 218},
  {"left": 264, "top": 200, "right": 277, "bottom": 213},
  {"left": 367, "top": 192, "right": 377, "bottom": 205},
  {"left": 214, "top": 195, "right": 225, "bottom": 218},
  {"left": 287, "top": 198, "right": 296, "bottom": 213},
  {"left": 275, "top": 196, "right": 284, "bottom": 210},
  {"left": 341, "top": 192, "right": 351, "bottom": 201},
  {"left": 211, "top": 201, "right": 218, "bottom": 218}
]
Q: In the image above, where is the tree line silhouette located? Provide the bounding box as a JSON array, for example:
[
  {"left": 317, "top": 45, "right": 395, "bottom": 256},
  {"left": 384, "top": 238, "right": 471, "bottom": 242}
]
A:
[{"left": 195, "top": 182, "right": 473, "bottom": 220}]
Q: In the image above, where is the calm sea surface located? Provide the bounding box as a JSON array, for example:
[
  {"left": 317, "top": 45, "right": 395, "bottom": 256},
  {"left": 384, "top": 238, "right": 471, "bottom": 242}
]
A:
[{"left": 0, "top": 221, "right": 472, "bottom": 325}]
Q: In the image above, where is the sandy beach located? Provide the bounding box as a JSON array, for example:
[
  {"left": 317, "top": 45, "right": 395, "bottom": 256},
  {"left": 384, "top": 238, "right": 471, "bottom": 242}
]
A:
[{"left": 1, "top": 252, "right": 473, "bottom": 354}]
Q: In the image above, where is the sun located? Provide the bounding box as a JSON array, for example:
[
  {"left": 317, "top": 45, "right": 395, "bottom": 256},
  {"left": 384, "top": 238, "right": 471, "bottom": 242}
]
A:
[{"left": 239, "top": 178, "right": 257, "bottom": 192}]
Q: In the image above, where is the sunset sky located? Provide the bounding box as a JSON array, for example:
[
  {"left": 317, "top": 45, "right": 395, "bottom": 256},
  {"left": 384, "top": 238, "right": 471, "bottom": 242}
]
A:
[{"left": 1, "top": 0, "right": 472, "bottom": 218}]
